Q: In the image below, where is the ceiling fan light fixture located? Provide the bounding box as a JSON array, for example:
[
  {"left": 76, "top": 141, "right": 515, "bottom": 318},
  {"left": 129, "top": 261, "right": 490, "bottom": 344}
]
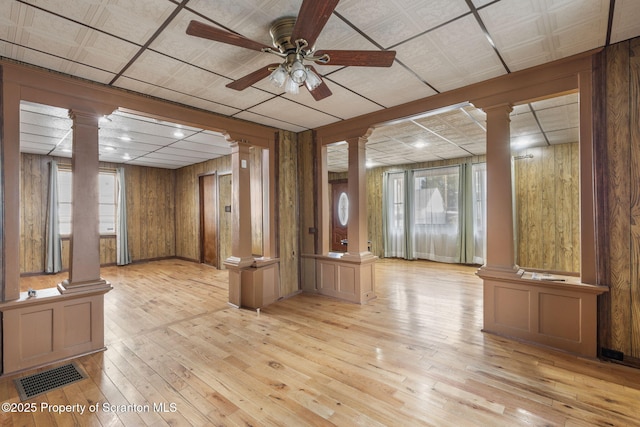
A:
[
  {"left": 290, "top": 59, "right": 307, "bottom": 84},
  {"left": 284, "top": 76, "right": 300, "bottom": 94},
  {"left": 269, "top": 64, "right": 288, "bottom": 88},
  {"left": 304, "top": 67, "right": 322, "bottom": 91}
]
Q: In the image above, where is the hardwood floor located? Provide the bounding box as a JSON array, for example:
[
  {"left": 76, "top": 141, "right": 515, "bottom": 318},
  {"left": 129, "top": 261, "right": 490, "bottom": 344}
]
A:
[{"left": 3, "top": 258, "right": 640, "bottom": 426}]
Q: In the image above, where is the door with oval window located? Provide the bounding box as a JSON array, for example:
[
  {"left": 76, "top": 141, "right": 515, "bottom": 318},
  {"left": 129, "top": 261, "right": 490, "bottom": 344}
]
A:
[{"left": 331, "top": 180, "right": 348, "bottom": 252}]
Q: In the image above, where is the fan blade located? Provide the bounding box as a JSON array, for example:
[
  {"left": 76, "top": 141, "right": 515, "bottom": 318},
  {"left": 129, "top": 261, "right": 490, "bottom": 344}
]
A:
[
  {"left": 307, "top": 66, "right": 332, "bottom": 101},
  {"left": 291, "top": 0, "right": 340, "bottom": 47},
  {"left": 315, "top": 50, "right": 396, "bottom": 67},
  {"left": 226, "top": 64, "right": 280, "bottom": 91},
  {"left": 186, "top": 20, "right": 272, "bottom": 52}
]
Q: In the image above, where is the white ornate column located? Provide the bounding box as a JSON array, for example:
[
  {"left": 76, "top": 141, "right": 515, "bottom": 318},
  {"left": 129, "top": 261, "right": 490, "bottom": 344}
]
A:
[{"left": 58, "top": 110, "right": 110, "bottom": 294}]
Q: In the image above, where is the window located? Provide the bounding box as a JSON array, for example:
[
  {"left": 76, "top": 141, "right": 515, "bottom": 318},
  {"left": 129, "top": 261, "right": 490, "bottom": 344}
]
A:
[
  {"left": 383, "top": 163, "right": 486, "bottom": 264},
  {"left": 472, "top": 163, "right": 487, "bottom": 264},
  {"left": 57, "top": 168, "right": 117, "bottom": 235},
  {"left": 385, "top": 171, "right": 406, "bottom": 258},
  {"left": 412, "top": 166, "right": 460, "bottom": 262}
]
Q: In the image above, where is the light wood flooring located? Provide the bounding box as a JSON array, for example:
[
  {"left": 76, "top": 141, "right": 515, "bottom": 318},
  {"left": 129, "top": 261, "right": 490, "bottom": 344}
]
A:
[{"left": 3, "top": 258, "right": 640, "bottom": 426}]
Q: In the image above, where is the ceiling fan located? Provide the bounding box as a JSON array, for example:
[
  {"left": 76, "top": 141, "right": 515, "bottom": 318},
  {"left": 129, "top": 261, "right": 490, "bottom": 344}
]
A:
[{"left": 186, "top": 0, "right": 396, "bottom": 101}]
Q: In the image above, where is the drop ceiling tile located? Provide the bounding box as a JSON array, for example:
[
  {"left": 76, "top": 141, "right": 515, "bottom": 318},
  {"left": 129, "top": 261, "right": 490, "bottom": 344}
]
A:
[
  {"left": 182, "top": 97, "right": 244, "bottom": 117},
  {"left": 120, "top": 50, "right": 190, "bottom": 87},
  {"left": 276, "top": 81, "right": 379, "bottom": 122},
  {"left": 151, "top": 9, "right": 262, "bottom": 76},
  {"left": 337, "top": 0, "right": 469, "bottom": 49},
  {"left": 395, "top": 14, "right": 505, "bottom": 93},
  {"left": 188, "top": 0, "right": 299, "bottom": 42},
  {"left": 511, "top": 132, "right": 546, "bottom": 149},
  {"left": 126, "top": 158, "right": 188, "bottom": 169},
  {"left": 462, "top": 142, "right": 486, "bottom": 155},
  {"left": 185, "top": 130, "right": 230, "bottom": 147},
  {"left": 4, "top": 3, "right": 139, "bottom": 73},
  {"left": 246, "top": 97, "right": 341, "bottom": 130},
  {"left": 0, "top": 41, "right": 117, "bottom": 84},
  {"left": 471, "top": 0, "right": 495, "bottom": 7},
  {"left": 546, "top": 128, "right": 579, "bottom": 145},
  {"left": 19, "top": 0, "right": 178, "bottom": 45},
  {"left": 327, "top": 63, "right": 437, "bottom": 108},
  {"left": 510, "top": 112, "right": 540, "bottom": 137},
  {"left": 168, "top": 140, "right": 231, "bottom": 156},
  {"left": 233, "top": 111, "right": 307, "bottom": 133},
  {"left": 104, "top": 113, "right": 186, "bottom": 138},
  {"left": 480, "top": 0, "right": 609, "bottom": 72},
  {"left": 146, "top": 150, "right": 210, "bottom": 162},
  {"left": 120, "top": 50, "right": 277, "bottom": 111},
  {"left": 535, "top": 103, "right": 579, "bottom": 133},
  {"left": 531, "top": 92, "right": 579, "bottom": 109},
  {"left": 611, "top": 0, "right": 640, "bottom": 43}
]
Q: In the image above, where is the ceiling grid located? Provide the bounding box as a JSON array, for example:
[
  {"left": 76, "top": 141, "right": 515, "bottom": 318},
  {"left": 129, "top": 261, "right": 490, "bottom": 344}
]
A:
[{"left": 1, "top": 0, "right": 637, "bottom": 169}]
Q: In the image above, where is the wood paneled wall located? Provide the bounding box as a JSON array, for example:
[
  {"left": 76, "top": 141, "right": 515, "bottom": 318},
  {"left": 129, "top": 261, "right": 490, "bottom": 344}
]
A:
[
  {"left": 218, "top": 174, "right": 232, "bottom": 267},
  {"left": 175, "top": 156, "right": 231, "bottom": 262},
  {"left": 597, "top": 38, "right": 640, "bottom": 360},
  {"left": 122, "top": 163, "right": 176, "bottom": 261},
  {"left": 513, "top": 143, "right": 580, "bottom": 272},
  {"left": 19, "top": 153, "right": 50, "bottom": 273},
  {"left": 298, "top": 131, "right": 316, "bottom": 257},
  {"left": 20, "top": 154, "right": 176, "bottom": 274},
  {"left": 277, "top": 130, "right": 300, "bottom": 297},
  {"left": 250, "top": 147, "right": 264, "bottom": 256}
]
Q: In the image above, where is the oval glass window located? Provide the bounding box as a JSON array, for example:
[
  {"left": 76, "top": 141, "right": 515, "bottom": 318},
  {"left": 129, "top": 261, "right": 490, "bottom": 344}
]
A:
[{"left": 338, "top": 192, "right": 349, "bottom": 226}]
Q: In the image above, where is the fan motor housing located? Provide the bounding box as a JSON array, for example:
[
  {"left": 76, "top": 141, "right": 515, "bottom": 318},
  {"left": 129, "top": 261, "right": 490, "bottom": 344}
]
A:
[{"left": 269, "top": 17, "right": 297, "bottom": 52}]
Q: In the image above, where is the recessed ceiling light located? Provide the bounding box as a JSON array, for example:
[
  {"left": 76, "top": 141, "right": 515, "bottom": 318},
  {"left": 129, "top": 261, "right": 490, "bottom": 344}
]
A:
[
  {"left": 414, "top": 141, "right": 427, "bottom": 148},
  {"left": 174, "top": 130, "right": 185, "bottom": 138},
  {"left": 511, "top": 137, "right": 533, "bottom": 149},
  {"left": 122, "top": 153, "right": 131, "bottom": 160},
  {"left": 120, "top": 135, "right": 131, "bottom": 142},
  {"left": 104, "top": 146, "right": 116, "bottom": 151}
]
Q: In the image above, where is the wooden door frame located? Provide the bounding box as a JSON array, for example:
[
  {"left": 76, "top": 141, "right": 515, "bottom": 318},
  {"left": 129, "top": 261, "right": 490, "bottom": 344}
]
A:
[
  {"left": 330, "top": 179, "right": 348, "bottom": 252},
  {"left": 199, "top": 172, "right": 219, "bottom": 265}
]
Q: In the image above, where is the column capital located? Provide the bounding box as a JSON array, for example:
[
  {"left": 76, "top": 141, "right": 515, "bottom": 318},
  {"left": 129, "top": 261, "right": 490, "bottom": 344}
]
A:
[
  {"left": 68, "top": 109, "right": 101, "bottom": 126},
  {"left": 481, "top": 103, "right": 513, "bottom": 115}
]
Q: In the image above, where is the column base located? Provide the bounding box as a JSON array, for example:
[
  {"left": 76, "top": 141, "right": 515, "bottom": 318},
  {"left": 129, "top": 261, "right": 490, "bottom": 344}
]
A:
[
  {"left": 223, "top": 256, "right": 255, "bottom": 269},
  {"left": 57, "top": 278, "right": 112, "bottom": 295},
  {"left": 315, "top": 254, "right": 377, "bottom": 304},
  {"left": 341, "top": 251, "right": 377, "bottom": 263},
  {"left": 476, "top": 264, "right": 524, "bottom": 280}
]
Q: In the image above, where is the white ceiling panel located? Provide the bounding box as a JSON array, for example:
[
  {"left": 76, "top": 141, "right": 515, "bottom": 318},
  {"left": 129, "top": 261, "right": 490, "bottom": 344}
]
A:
[
  {"left": 3, "top": 3, "right": 139, "bottom": 74},
  {"left": 395, "top": 14, "right": 505, "bottom": 93},
  {"left": 481, "top": 0, "right": 608, "bottom": 71},
  {"left": 20, "top": 0, "right": 177, "bottom": 45},
  {"left": 328, "top": 63, "right": 437, "bottom": 108},
  {"left": 247, "top": 97, "right": 340, "bottom": 130},
  {"left": 611, "top": 0, "right": 640, "bottom": 43}
]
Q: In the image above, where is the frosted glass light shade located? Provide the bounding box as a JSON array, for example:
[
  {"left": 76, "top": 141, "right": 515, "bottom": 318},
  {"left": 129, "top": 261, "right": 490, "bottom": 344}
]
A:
[
  {"left": 284, "top": 76, "right": 299, "bottom": 94},
  {"left": 269, "top": 65, "right": 287, "bottom": 88},
  {"left": 304, "top": 67, "right": 322, "bottom": 91},
  {"left": 290, "top": 60, "right": 307, "bottom": 84}
]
